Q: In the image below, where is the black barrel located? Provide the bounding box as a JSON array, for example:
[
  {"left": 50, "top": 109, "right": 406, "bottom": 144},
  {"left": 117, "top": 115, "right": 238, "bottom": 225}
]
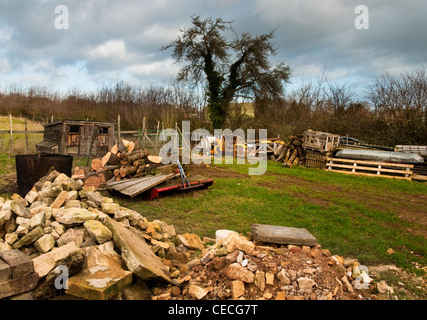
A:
[{"left": 15, "top": 154, "right": 73, "bottom": 197}]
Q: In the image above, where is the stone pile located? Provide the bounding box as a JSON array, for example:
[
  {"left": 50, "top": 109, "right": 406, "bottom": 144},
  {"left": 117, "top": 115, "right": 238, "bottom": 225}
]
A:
[{"left": 0, "top": 170, "right": 385, "bottom": 300}]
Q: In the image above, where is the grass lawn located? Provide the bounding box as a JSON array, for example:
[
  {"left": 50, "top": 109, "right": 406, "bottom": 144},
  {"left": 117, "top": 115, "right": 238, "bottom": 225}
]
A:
[
  {"left": 0, "top": 116, "right": 44, "bottom": 154},
  {"left": 116, "top": 160, "right": 427, "bottom": 275},
  {"left": 0, "top": 151, "right": 425, "bottom": 277}
]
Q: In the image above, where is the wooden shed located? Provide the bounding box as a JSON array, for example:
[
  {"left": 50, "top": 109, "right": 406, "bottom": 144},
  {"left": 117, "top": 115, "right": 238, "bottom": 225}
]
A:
[{"left": 36, "top": 120, "right": 115, "bottom": 157}]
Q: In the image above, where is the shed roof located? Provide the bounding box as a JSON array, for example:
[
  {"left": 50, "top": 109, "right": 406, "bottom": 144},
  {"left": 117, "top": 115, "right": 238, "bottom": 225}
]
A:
[{"left": 43, "top": 119, "right": 115, "bottom": 127}]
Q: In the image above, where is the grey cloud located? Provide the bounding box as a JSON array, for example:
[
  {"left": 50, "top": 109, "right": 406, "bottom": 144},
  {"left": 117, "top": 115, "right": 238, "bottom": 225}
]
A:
[{"left": 0, "top": 0, "right": 426, "bottom": 94}]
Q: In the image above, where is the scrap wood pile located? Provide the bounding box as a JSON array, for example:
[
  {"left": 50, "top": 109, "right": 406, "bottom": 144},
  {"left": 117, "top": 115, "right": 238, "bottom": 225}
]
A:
[
  {"left": 0, "top": 170, "right": 397, "bottom": 300},
  {"left": 270, "top": 135, "right": 305, "bottom": 167},
  {"left": 72, "top": 139, "right": 164, "bottom": 189}
]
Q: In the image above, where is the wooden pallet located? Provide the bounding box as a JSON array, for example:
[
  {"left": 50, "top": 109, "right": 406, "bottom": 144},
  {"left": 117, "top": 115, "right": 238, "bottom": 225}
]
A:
[
  {"left": 326, "top": 158, "right": 414, "bottom": 180},
  {"left": 305, "top": 150, "right": 328, "bottom": 169}
]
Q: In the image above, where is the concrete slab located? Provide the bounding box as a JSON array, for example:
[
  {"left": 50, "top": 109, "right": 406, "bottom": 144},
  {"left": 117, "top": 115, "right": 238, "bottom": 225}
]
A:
[{"left": 251, "top": 224, "right": 318, "bottom": 246}]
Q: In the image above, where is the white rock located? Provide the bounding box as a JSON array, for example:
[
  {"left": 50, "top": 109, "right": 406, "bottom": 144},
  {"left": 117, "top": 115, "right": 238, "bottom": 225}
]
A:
[{"left": 297, "top": 277, "right": 316, "bottom": 290}]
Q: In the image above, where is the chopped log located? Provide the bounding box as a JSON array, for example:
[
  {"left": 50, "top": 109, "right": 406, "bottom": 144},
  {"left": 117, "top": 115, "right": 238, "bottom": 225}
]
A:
[
  {"left": 133, "top": 159, "right": 145, "bottom": 167},
  {"left": 117, "top": 140, "right": 127, "bottom": 153},
  {"left": 122, "top": 149, "right": 149, "bottom": 163},
  {"left": 147, "top": 155, "right": 162, "bottom": 164},
  {"left": 276, "top": 145, "right": 288, "bottom": 162},
  {"left": 119, "top": 166, "right": 138, "bottom": 178},
  {"left": 84, "top": 174, "right": 106, "bottom": 188},
  {"left": 127, "top": 141, "right": 135, "bottom": 152},
  {"left": 122, "top": 139, "right": 131, "bottom": 148},
  {"left": 106, "top": 153, "right": 121, "bottom": 166},
  {"left": 111, "top": 145, "right": 119, "bottom": 155},
  {"left": 102, "top": 152, "right": 111, "bottom": 167},
  {"left": 91, "top": 158, "right": 103, "bottom": 171},
  {"left": 113, "top": 169, "right": 120, "bottom": 177}
]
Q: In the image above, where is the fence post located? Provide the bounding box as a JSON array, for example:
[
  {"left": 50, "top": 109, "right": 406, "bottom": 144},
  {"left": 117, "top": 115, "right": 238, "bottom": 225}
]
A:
[
  {"left": 142, "top": 116, "right": 146, "bottom": 149},
  {"left": 25, "top": 118, "right": 29, "bottom": 154},
  {"left": 117, "top": 114, "right": 121, "bottom": 143},
  {"left": 154, "top": 120, "right": 160, "bottom": 154},
  {"left": 9, "top": 114, "right": 13, "bottom": 154}
]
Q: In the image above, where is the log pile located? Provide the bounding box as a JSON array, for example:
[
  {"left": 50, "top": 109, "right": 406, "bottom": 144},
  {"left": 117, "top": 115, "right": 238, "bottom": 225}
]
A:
[
  {"left": 271, "top": 135, "right": 306, "bottom": 167},
  {"left": 72, "top": 139, "right": 163, "bottom": 189}
]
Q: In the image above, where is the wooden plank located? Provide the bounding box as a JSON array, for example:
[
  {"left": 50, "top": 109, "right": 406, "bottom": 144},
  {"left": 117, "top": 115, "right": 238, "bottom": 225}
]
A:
[
  {"left": 327, "top": 169, "right": 412, "bottom": 180},
  {"left": 104, "top": 174, "right": 158, "bottom": 188},
  {"left": 327, "top": 158, "right": 414, "bottom": 168},
  {"left": 119, "top": 173, "right": 179, "bottom": 198},
  {"left": 327, "top": 163, "right": 413, "bottom": 175}
]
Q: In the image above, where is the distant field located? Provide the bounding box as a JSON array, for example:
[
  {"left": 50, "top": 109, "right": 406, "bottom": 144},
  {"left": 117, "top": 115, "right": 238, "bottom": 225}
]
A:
[{"left": 0, "top": 116, "right": 44, "bottom": 154}]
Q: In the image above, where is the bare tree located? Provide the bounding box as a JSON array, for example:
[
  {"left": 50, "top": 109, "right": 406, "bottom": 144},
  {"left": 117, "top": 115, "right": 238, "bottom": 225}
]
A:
[{"left": 162, "top": 15, "right": 291, "bottom": 129}]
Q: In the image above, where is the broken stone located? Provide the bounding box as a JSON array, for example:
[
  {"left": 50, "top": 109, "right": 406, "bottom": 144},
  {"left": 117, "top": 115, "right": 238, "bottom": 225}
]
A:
[
  {"left": 0, "top": 272, "right": 39, "bottom": 300},
  {"left": 67, "top": 265, "right": 132, "bottom": 300},
  {"left": 50, "top": 191, "right": 69, "bottom": 209},
  {"left": 254, "top": 270, "right": 266, "bottom": 291},
  {"left": 105, "top": 217, "right": 170, "bottom": 282},
  {"left": 297, "top": 277, "right": 316, "bottom": 290},
  {"left": 12, "top": 226, "right": 44, "bottom": 249},
  {"left": 50, "top": 221, "right": 65, "bottom": 236},
  {"left": 10, "top": 200, "right": 30, "bottom": 218},
  {"left": 225, "top": 263, "right": 254, "bottom": 283},
  {"left": 100, "top": 202, "right": 120, "bottom": 214},
  {"left": 200, "top": 249, "right": 215, "bottom": 265},
  {"left": 251, "top": 224, "right": 318, "bottom": 246},
  {"left": 24, "top": 187, "right": 39, "bottom": 204},
  {"left": 188, "top": 284, "right": 209, "bottom": 300},
  {"left": 83, "top": 220, "right": 112, "bottom": 245},
  {"left": 34, "top": 234, "right": 55, "bottom": 253},
  {"left": 53, "top": 208, "right": 99, "bottom": 225},
  {"left": 277, "top": 269, "right": 291, "bottom": 285},
  {"left": 231, "top": 280, "right": 245, "bottom": 298},
  {"left": 0, "top": 249, "right": 34, "bottom": 279},
  {"left": 5, "top": 233, "right": 18, "bottom": 245},
  {"left": 16, "top": 217, "right": 31, "bottom": 229},
  {"left": 0, "top": 210, "right": 12, "bottom": 228},
  {"left": 30, "top": 212, "right": 46, "bottom": 229},
  {"left": 32, "top": 249, "right": 85, "bottom": 300},
  {"left": 33, "top": 242, "right": 79, "bottom": 278},
  {"left": 0, "top": 259, "right": 11, "bottom": 282},
  {"left": 57, "top": 227, "right": 86, "bottom": 248},
  {"left": 265, "top": 272, "right": 275, "bottom": 286}
]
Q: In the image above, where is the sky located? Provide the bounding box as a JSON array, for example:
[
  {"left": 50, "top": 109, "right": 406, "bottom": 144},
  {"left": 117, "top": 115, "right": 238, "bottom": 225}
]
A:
[{"left": 0, "top": 0, "right": 426, "bottom": 99}]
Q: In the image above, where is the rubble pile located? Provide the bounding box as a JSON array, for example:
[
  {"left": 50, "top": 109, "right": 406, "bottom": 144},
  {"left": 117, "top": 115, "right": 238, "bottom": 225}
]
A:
[{"left": 0, "top": 170, "right": 386, "bottom": 300}]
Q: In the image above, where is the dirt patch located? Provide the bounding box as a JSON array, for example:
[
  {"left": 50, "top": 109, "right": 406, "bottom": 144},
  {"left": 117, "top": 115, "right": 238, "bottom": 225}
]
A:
[{"left": 186, "top": 163, "right": 249, "bottom": 180}]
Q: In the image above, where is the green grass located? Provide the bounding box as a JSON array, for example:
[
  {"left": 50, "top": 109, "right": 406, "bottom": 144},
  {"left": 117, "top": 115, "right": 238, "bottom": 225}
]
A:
[
  {"left": 1, "top": 151, "right": 426, "bottom": 276},
  {"left": 0, "top": 116, "right": 44, "bottom": 154},
  {"left": 119, "top": 160, "right": 427, "bottom": 275}
]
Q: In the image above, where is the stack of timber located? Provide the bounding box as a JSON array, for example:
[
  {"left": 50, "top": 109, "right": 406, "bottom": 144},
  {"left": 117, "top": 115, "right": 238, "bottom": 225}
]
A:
[
  {"left": 326, "top": 158, "right": 414, "bottom": 180},
  {"left": 271, "top": 135, "right": 305, "bottom": 167},
  {"left": 72, "top": 139, "right": 164, "bottom": 189}
]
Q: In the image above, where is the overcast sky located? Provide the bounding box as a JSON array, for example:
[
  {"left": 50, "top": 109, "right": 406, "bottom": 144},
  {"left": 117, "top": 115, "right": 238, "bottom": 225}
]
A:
[{"left": 0, "top": 0, "right": 426, "bottom": 99}]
